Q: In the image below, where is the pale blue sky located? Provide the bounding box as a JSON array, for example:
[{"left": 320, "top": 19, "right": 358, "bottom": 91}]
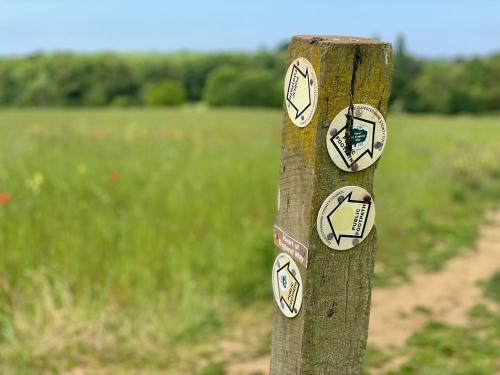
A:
[{"left": 1, "top": 0, "right": 499, "bottom": 57}]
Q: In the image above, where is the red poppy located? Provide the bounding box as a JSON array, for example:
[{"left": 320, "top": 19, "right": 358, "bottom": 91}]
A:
[
  {"left": 250, "top": 209, "right": 261, "bottom": 220},
  {"left": 91, "top": 130, "right": 108, "bottom": 141},
  {"left": 0, "top": 192, "right": 10, "bottom": 205},
  {"left": 110, "top": 171, "right": 122, "bottom": 183}
]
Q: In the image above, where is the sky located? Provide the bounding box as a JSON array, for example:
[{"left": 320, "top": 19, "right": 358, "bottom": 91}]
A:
[{"left": 1, "top": 0, "right": 499, "bottom": 57}]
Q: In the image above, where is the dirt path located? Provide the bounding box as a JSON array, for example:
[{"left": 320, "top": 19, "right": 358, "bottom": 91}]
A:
[
  {"left": 369, "top": 211, "right": 500, "bottom": 349},
  {"left": 226, "top": 211, "right": 500, "bottom": 374}
]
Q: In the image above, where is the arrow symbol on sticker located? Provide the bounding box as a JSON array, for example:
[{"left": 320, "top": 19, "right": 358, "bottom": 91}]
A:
[
  {"left": 285, "top": 64, "right": 312, "bottom": 120},
  {"left": 276, "top": 262, "right": 300, "bottom": 314},
  {"left": 326, "top": 191, "right": 372, "bottom": 245},
  {"left": 330, "top": 115, "right": 377, "bottom": 169}
]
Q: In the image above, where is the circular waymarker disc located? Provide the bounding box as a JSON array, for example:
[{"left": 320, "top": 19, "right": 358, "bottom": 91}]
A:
[
  {"left": 317, "top": 186, "right": 375, "bottom": 250},
  {"left": 272, "top": 253, "right": 303, "bottom": 318},
  {"left": 284, "top": 57, "right": 318, "bottom": 128},
  {"left": 326, "top": 104, "right": 387, "bottom": 172}
]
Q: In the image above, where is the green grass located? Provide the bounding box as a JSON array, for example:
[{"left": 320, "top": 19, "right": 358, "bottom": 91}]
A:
[
  {"left": 197, "top": 361, "right": 226, "bottom": 375},
  {"left": 388, "top": 314, "right": 500, "bottom": 375},
  {"left": 0, "top": 108, "right": 500, "bottom": 372},
  {"left": 483, "top": 270, "right": 500, "bottom": 303}
]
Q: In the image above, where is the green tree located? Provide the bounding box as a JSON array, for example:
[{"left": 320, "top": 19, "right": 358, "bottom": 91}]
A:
[
  {"left": 18, "top": 70, "right": 60, "bottom": 106},
  {"left": 450, "top": 56, "right": 500, "bottom": 113},
  {"left": 390, "top": 34, "right": 422, "bottom": 111},
  {"left": 408, "top": 61, "right": 461, "bottom": 113},
  {"left": 144, "top": 80, "right": 187, "bottom": 106},
  {"left": 0, "top": 47, "right": 498, "bottom": 112},
  {"left": 203, "top": 66, "right": 240, "bottom": 106},
  {"left": 203, "top": 66, "right": 282, "bottom": 107}
]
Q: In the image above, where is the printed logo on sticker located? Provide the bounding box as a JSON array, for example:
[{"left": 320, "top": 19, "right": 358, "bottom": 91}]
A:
[
  {"left": 317, "top": 186, "right": 376, "bottom": 250},
  {"left": 284, "top": 57, "right": 318, "bottom": 128},
  {"left": 326, "top": 104, "right": 387, "bottom": 172},
  {"left": 272, "top": 253, "right": 303, "bottom": 318}
]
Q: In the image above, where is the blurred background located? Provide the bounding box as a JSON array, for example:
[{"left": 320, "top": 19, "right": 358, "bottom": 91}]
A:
[{"left": 0, "top": 1, "right": 499, "bottom": 374}]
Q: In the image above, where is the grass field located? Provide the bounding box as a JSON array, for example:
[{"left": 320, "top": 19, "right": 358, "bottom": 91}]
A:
[{"left": 0, "top": 108, "right": 499, "bottom": 374}]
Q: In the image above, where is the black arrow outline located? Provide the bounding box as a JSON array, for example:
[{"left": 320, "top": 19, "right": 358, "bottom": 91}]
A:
[
  {"left": 286, "top": 64, "right": 312, "bottom": 120},
  {"left": 330, "top": 115, "right": 376, "bottom": 168},
  {"left": 276, "top": 262, "right": 300, "bottom": 314},
  {"left": 325, "top": 191, "right": 372, "bottom": 245}
]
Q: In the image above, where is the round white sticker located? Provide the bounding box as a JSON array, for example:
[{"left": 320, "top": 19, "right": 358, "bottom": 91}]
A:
[
  {"left": 326, "top": 104, "right": 387, "bottom": 172},
  {"left": 284, "top": 57, "right": 318, "bottom": 128},
  {"left": 317, "top": 186, "right": 375, "bottom": 250},
  {"left": 272, "top": 253, "right": 303, "bottom": 318}
]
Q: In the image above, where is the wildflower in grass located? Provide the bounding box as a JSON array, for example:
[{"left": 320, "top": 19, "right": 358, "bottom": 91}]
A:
[
  {"left": 77, "top": 163, "right": 87, "bottom": 175},
  {"left": 110, "top": 171, "right": 122, "bottom": 183},
  {"left": 27, "top": 172, "right": 44, "bottom": 195},
  {"left": 250, "top": 209, "right": 261, "bottom": 220},
  {"left": 91, "top": 130, "right": 108, "bottom": 141},
  {"left": 0, "top": 192, "right": 10, "bottom": 205}
]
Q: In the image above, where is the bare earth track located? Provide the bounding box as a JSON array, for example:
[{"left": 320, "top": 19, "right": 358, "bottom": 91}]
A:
[
  {"left": 369, "top": 211, "right": 500, "bottom": 348},
  {"left": 226, "top": 211, "right": 500, "bottom": 374}
]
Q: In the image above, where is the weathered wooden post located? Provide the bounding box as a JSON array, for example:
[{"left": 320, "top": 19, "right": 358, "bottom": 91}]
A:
[{"left": 271, "top": 36, "right": 392, "bottom": 374}]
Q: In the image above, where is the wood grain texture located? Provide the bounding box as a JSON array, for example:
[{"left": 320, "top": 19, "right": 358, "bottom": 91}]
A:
[{"left": 271, "top": 35, "right": 393, "bottom": 375}]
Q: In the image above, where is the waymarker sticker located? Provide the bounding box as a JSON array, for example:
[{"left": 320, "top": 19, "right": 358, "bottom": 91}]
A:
[
  {"left": 326, "top": 104, "right": 387, "bottom": 172},
  {"left": 274, "top": 225, "right": 309, "bottom": 268},
  {"left": 316, "top": 186, "right": 375, "bottom": 250},
  {"left": 272, "top": 253, "right": 303, "bottom": 318},
  {"left": 284, "top": 57, "right": 318, "bottom": 128}
]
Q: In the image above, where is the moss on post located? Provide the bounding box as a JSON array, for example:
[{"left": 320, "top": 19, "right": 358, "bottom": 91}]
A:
[{"left": 271, "top": 35, "right": 393, "bottom": 375}]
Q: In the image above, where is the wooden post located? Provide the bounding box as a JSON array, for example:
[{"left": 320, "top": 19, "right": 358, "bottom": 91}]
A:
[{"left": 271, "top": 36, "right": 393, "bottom": 374}]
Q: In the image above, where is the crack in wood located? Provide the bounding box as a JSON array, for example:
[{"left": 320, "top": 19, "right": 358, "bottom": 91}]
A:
[
  {"left": 327, "top": 301, "right": 337, "bottom": 317},
  {"left": 346, "top": 47, "right": 362, "bottom": 155}
]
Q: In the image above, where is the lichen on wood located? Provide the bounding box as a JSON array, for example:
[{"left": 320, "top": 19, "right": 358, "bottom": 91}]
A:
[{"left": 271, "top": 35, "right": 393, "bottom": 375}]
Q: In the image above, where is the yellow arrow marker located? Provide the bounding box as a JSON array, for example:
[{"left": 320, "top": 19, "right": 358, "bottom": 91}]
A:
[
  {"left": 286, "top": 64, "right": 311, "bottom": 120},
  {"left": 327, "top": 191, "right": 371, "bottom": 244},
  {"left": 272, "top": 253, "right": 303, "bottom": 318},
  {"left": 317, "top": 186, "right": 376, "bottom": 250},
  {"left": 326, "top": 104, "right": 387, "bottom": 172},
  {"left": 284, "top": 57, "right": 318, "bottom": 128}
]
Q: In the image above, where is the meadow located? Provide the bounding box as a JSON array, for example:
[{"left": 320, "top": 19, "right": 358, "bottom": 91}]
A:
[{"left": 0, "top": 108, "right": 499, "bottom": 374}]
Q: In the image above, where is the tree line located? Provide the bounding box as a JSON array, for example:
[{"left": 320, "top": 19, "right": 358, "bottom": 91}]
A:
[{"left": 0, "top": 38, "right": 498, "bottom": 113}]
